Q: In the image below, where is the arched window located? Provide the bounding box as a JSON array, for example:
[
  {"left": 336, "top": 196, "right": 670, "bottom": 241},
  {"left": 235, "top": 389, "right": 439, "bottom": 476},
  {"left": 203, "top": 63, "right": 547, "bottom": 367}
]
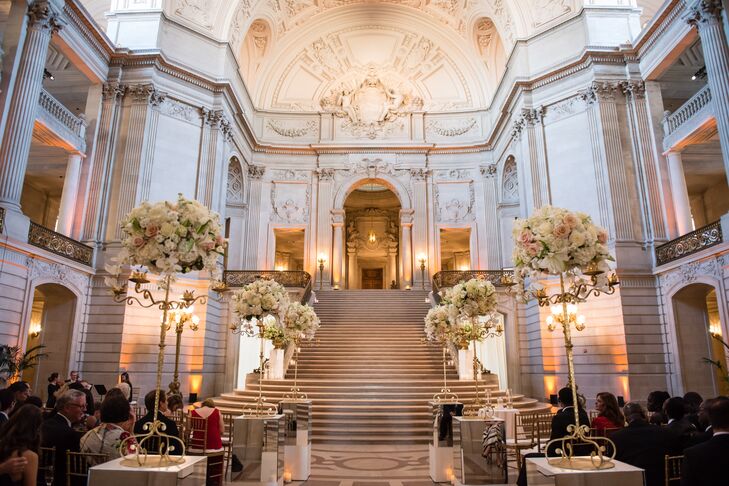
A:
[
  {"left": 227, "top": 157, "right": 245, "bottom": 205},
  {"left": 502, "top": 156, "right": 518, "bottom": 203}
]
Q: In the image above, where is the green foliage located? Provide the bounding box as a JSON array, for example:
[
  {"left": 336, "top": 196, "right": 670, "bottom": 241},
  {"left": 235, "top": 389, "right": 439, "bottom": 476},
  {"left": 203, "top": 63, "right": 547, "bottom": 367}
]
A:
[
  {"left": 0, "top": 344, "right": 47, "bottom": 384},
  {"left": 703, "top": 334, "right": 729, "bottom": 387}
]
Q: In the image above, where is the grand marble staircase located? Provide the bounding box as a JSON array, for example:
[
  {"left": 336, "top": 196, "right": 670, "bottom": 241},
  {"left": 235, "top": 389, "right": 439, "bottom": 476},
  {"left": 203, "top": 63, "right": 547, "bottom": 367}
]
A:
[{"left": 215, "top": 290, "right": 549, "bottom": 444}]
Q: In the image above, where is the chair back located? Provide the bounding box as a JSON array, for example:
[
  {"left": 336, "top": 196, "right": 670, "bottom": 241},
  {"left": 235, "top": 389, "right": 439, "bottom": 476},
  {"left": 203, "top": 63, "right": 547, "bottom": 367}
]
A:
[
  {"left": 665, "top": 454, "right": 683, "bottom": 485},
  {"left": 514, "top": 412, "right": 538, "bottom": 447},
  {"left": 39, "top": 446, "right": 55, "bottom": 485},
  {"left": 187, "top": 414, "right": 209, "bottom": 452},
  {"left": 534, "top": 412, "right": 555, "bottom": 452},
  {"left": 66, "top": 451, "right": 107, "bottom": 486}
]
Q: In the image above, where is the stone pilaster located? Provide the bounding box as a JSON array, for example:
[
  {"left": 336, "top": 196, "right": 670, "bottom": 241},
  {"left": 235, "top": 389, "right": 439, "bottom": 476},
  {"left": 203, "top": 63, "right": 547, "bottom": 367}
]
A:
[
  {"left": 243, "top": 164, "right": 265, "bottom": 269},
  {"left": 688, "top": 0, "right": 729, "bottom": 185},
  {"left": 513, "top": 107, "right": 549, "bottom": 211},
  {"left": 315, "top": 168, "right": 335, "bottom": 288},
  {"left": 56, "top": 153, "right": 83, "bottom": 236},
  {"left": 399, "top": 209, "right": 414, "bottom": 288},
  {"left": 410, "top": 168, "right": 430, "bottom": 289},
  {"left": 0, "top": 1, "right": 63, "bottom": 237},
  {"left": 82, "top": 82, "right": 124, "bottom": 244},
  {"left": 196, "top": 108, "right": 228, "bottom": 210},
  {"left": 331, "top": 209, "right": 345, "bottom": 289},
  {"left": 479, "top": 164, "right": 501, "bottom": 268}
]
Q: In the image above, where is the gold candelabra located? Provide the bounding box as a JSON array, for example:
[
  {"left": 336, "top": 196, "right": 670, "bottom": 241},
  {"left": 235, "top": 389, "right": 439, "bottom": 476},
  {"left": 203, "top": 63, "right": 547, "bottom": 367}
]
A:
[
  {"left": 501, "top": 267, "right": 619, "bottom": 469},
  {"left": 284, "top": 336, "right": 308, "bottom": 401},
  {"left": 462, "top": 316, "right": 503, "bottom": 416},
  {"left": 167, "top": 307, "right": 200, "bottom": 398},
  {"left": 111, "top": 272, "right": 210, "bottom": 466},
  {"left": 230, "top": 317, "right": 278, "bottom": 417},
  {"left": 432, "top": 345, "right": 459, "bottom": 402}
]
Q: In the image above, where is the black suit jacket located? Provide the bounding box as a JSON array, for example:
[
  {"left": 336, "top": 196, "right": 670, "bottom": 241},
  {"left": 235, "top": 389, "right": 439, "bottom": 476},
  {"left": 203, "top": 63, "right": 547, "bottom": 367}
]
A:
[
  {"left": 666, "top": 417, "right": 697, "bottom": 450},
  {"left": 681, "top": 433, "right": 729, "bottom": 486},
  {"left": 547, "top": 406, "right": 591, "bottom": 456},
  {"left": 611, "top": 419, "right": 680, "bottom": 486},
  {"left": 134, "top": 412, "right": 182, "bottom": 455},
  {"left": 40, "top": 413, "right": 82, "bottom": 486}
]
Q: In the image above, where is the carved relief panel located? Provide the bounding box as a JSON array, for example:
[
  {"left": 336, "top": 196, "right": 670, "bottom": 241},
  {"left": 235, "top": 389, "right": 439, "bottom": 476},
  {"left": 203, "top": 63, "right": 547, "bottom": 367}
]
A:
[
  {"left": 434, "top": 181, "right": 475, "bottom": 223},
  {"left": 270, "top": 181, "right": 310, "bottom": 223}
]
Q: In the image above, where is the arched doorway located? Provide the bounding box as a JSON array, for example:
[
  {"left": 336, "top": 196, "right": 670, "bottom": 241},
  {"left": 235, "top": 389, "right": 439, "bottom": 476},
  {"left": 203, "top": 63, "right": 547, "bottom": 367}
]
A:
[
  {"left": 672, "top": 284, "right": 729, "bottom": 397},
  {"left": 343, "top": 180, "right": 401, "bottom": 289},
  {"left": 24, "top": 284, "right": 77, "bottom": 397}
]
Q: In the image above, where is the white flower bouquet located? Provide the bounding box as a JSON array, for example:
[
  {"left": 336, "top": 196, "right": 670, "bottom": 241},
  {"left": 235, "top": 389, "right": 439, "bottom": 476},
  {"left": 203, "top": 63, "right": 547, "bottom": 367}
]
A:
[
  {"left": 424, "top": 305, "right": 453, "bottom": 343},
  {"left": 231, "top": 278, "right": 290, "bottom": 321},
  {"left": 283, "top": 302, "right": 320, "bottom": 341},
  {"left": 262, "top": 320, "right": 287, "bottom": 347},
  {"left": 441, "top": 278, "right": 498, "bottom": 321},
  {"left": 105, "top": 194, "right": 225, "bottom": 283},
  {"left": 512, "top": 205, "right": 612, "bottom": 279}
]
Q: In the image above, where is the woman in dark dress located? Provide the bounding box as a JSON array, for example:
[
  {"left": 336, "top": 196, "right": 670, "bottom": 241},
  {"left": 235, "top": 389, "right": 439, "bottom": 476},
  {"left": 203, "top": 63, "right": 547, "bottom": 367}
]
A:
[
  {"left": 0, "top": 405, "right": 42, "bottom": 486},
  {"left": 45, "top": 374, "right": 61, "bottom": 409},
  {"left": 120, "top": 372, "right": 133, "bottom": 403}
]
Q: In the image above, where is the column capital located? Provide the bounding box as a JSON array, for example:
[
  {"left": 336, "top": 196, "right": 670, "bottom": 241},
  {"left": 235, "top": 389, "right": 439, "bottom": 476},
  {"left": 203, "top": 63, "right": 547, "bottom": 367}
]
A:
[
  {"left": 687, "top": 0, "right": 723, "bottom": 26},
  {"left": 331, "top": 209, "right": 345, "bottom": 226},
  {"left": 480, "top": 164, "right": 497, "bottom": 178},
  {"left": 27, "top": 0, "right": 65, "bottom": 33},
  {"left": 580, "top": 81, "right": 620, "bottom": 104},
  {"left": 399, "top": 208, "right": 415, "bottom": 226},
  {"left": 127, "top": 83, "right": 167, "bottom": 106},
  {"left": 619, "top": 80, "right": 646, "bottom": 100},
  {"left": 102, "top": 82, "right": 125, "bottom": 101},
  {"left": 316, "top": 168, "right": 336, "bottom": 181},
  {"left": 247, "top": 164, "right": 265, "bottom": 179},
  {"left": 409, "top": 168, "right": 430, "bottom": 181}
]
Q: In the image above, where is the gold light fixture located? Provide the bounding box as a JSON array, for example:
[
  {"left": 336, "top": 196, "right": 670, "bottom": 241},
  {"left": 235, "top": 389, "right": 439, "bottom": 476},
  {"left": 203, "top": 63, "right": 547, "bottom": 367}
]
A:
[
  {"left": 367, "top": 181, "right": 377, "bottom": 244},
  {"left": 546, "top": 304, "right": 585, "bottom": 332},
  {"left": 29, "top": 321, "right": 42, "bottom": 338}
]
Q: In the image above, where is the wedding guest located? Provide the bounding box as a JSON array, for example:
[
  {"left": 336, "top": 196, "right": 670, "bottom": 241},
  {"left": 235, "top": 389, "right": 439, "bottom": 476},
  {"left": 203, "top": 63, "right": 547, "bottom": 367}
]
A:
[
  {"left": 41, "top": 390, "right": 86, "bottom": 486},
  {"left": 7, "top": 383, "right": 30, "bottom": 415},
  {"left": 112, "top": 382, "right": 131, "bottom": 402},
  {"left": 190, "top": 399, "right": 223, "bottom": 451},
  {"left": 647, "top": 390, "right": 670, "bottom": 425},
  {"left": 0, "top": 405, "right": 42, "bottom": 486},
  {"left": 547, "top": 387, "right": 590, "bottom": 455},
  {"left": 591, "top": 392, "right": 624, "bottom": 435},
  {"left": 664, "top": 396, "right": 697, "bottom": 449},
  {"left": 681, "top": 396, "right": 729, "bottom": 486},
  {"left": 134, "top": 390, "right": 181, "bottom": 455},
  {"left": 0, "top": 390, "right": 14, "bottom": 429},
  {"left": 46, "top": 373, "right": 61, "bottom": 409},
  {"left": 611, "top": 402, "right": 680, "bottom": 486},
  {"left": 166, "top": 395, "right": 183, "bottom": 415},
  {"left": 67, "top": 380, "right": 94, "bottom": 416},
  {"left": 683, "top": 391, "right": 703, "bottom": 429},
  {"left": 65, "top": 371, "right": 79, "bottom": 385},
  {"left": 119, "top": 372, "right": 133, "bottom": 403},
  {"left": 80, "top": 395, "right": 135, "bottom": 465}
]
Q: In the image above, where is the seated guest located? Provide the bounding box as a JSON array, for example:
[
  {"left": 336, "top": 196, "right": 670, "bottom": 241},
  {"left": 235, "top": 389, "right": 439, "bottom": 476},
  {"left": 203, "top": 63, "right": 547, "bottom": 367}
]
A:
[
  {"left": 46, "top": 373, "right": 61, "bottom": 409},
  {"left": 547, "top": 386, "right": 590, "bottom": 456},
  {"left": 683, "top": 391, "right": 703, "bottom": 430},
  {"left": 165, "top": 395, "right": 184, "bottom": 416},
  {"left": 67, "top": 380, "right": 94, "bottom": 416},
  {"left": 681, "top": 396, "right": 729, "bottom": 486},
  {"left": 0, "top": 390, "right": 15, "bottom": 428},
  {"left": 611, "top": 402, "right": 680, "bottom": 486},
  {"left": 647, "top": 390, "right": 670, "bottom": 425},
  {"left": 190, "top": 399, "right": 224, "bottom": 452},
  {"left": 7, "top": 383, "right": 30, "bottom": 416},
  {"left": 664, "top": 396, "right": 697, "bottom": 449},
  {"left": 112, "top": 382, "right": 131, "bottom": 402},
  {"left": 119, "top": 372, "right": 133, "bottom": 404},
  {"left": 41, "top": 390, "right": 86, "bottom": 486},
  {"left": 23, "top": 396, "right": 42, "bottom": 409},
  {"left": 591, "top": 392, "right": 624, "bottom": 435},
  {"left": 80, "top": 395, "right": 135, "bottom": 465},
  {"left": 688, "top": 397, "right": 725, "bottom": 446},
  {"left": 0, "top": 405, "right": 42, "bottom": 486},
  {"left": 134, "top": 390, "right": 181, "bottom": 455}
]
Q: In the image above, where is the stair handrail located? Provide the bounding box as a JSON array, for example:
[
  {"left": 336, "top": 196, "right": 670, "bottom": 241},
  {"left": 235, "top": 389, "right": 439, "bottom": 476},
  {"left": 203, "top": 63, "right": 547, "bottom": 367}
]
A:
[{"left": 431, "top": 269, "right": 514, "bottom": 304}]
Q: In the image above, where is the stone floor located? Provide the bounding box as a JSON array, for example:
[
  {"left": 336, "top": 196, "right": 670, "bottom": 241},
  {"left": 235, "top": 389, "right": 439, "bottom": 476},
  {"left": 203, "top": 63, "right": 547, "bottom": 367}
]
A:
[{"left": 224, "top": 444, "right": 518, "bottom": 485}]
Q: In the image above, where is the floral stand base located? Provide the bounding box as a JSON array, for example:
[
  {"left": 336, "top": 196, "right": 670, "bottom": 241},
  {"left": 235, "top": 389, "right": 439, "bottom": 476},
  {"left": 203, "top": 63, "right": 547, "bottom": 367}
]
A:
[
  {"left": 458, "top": 348, "right": 474, "bottom": 380},
  {"left": 269, "top": 348, "right": 285, "bottom": 380}
]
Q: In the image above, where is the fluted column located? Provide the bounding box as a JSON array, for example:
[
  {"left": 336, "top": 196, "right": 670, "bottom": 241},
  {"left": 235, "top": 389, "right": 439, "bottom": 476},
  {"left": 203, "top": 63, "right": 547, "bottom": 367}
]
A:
[
  {"left": 410, "top": 169, "right": 430, "bottom": 289},
  {"left": 331, "top": 209, "right": 345, "bottom": 289},
  {"left": 400, "top": 209, "right": 414, "bottom": 289},
  {"left": 56, "top": 153, "right": 82, "bottom": 236},
  {"left": 479, "top": 164, "right": 502, "bottom": 268},
  {"left": 666, "top": 150, "right": 694, "bottom": 235},
  {"left": 0, "top": 1, "right": 63, "bottom": 214},
  {"left": 82, "top": 82, "right": 124, "bottom": 243},
  {"left": 197, "top": 109, "right": 229, "bottom": 209},
  {"left": 689, "top": 0, "right": 729, "bottom": 184},
  {"left": 315, "top": 168, "right": 335, "bottom": 289},
  {"left": 244, "top": 165, "right": 265, "bottom": 269}
]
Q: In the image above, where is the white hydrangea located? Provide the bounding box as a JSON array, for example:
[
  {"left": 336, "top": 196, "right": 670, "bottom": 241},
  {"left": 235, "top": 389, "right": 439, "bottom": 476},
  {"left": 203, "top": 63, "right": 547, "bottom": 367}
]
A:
[
  {"left": 231, "top": 278, "right": 290, "bottom": 321},
  {"left": 283, "top": 302, "right": 320, "bottom": 341},
  {"left": 424, "top": 305, "right": 453, "bottom": 343},
  {"left": 441, "top": 278, "right": 498, "bottom": 320}
]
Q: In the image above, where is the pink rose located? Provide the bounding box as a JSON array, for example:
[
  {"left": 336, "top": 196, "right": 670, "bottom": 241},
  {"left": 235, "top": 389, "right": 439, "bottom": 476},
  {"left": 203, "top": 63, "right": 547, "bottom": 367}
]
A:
[
  {"left": 215, "top": 234, "right": 225, "bottom": 245},
  {"left": 553, "top": 223, "right": 570, "bottom": 238},
  {"left": 201, "top": 241, "right": 215, "bottom": 251},
  {"left": 132, "top": 236, "right": 146, "bottom": 248},
  {"left": 527, "top": 242, "right": 540, "bottom": 257},
  {"left": 518, "top": 230, "right": 533, "bottom": 244},
  {"left": 563, "top": 214, "right": 578, "bottom": 228},
  {"left": 144, "top": 225, "right": 159, "bottom": 238},
  {"left": 597, "top": 229, "right": 608, "bottom": 244}
]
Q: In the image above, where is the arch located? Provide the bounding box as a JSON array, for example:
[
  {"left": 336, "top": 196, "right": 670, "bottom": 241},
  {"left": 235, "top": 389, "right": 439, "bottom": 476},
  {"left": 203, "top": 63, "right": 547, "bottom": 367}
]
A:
[
  {"left": 226, "top": 156, "right": 245, "bottom": 205},
  {"left": 669, "top": 282, "right": 729, "bottom": 397},
  {"left": 333, "top": 173, "right": 412, "bottom": 210}
]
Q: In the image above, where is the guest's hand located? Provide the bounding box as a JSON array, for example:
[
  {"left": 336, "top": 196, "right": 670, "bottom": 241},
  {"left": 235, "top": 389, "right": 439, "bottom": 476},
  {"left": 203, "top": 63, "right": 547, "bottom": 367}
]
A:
[{"left": 0, "top": 457, "right": 27, "bottom": 476}]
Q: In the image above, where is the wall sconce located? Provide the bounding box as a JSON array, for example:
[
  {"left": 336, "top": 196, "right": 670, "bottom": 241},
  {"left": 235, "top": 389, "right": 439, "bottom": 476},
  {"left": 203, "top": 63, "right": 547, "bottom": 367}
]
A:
[
  {"left": 709, "top": 321, "right": 722, "bottom": 337},
  {"left": 317, "top": 254, "right": 327, "bottom": 291},
  {"left": 29, "top": 322, "right": 42, "bottom": 338},
  {"left": 417, "top": 254, "right": 427, "bottom": 290}
]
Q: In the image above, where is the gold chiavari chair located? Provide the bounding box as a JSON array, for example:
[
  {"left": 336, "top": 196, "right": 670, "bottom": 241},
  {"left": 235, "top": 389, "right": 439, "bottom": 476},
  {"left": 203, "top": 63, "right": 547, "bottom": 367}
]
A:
[
  {"left": 187, "top": 414, "right": 225, "bottom": 486},
  {"left": 588, "top": 409, "right": 599, "bottom": 423},
  {"left": 533, "top": 412, "right": 555, "bottom": 453},
  {"left": 66, "top": 451, "right": 107, "bottom": 486},
  {"left": 505, "top": 412, "right": 538, "bottom": 470},
  {"left": 665, "top": 455, "right": 683, "bottom": 485},
  {"left": 221, "top": 412, "right": 236, "bottom": 478},
  {"left": 39, "top": 446, "right": 55, "bottom": 486}
]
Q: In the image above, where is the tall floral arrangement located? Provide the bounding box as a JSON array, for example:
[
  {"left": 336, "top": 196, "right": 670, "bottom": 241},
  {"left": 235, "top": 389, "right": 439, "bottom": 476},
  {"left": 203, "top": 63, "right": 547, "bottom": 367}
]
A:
[
  {"left": 424, "top": 305, "right": 453, "bottom": 343},
  {"left": 104, "top": 194, "right": 225, "bottom": 285},
  {"left": 441, "top": 278, "right": 498, "bottom": 321},
  {"left": 231, "top": 279, "right": 290, "bottom": 322},
  {"left": 283, "top": 302, "right": 320, "bottom": 341},
  {"left": 512, "top": 205, "right": 612, "bottom": 282}
]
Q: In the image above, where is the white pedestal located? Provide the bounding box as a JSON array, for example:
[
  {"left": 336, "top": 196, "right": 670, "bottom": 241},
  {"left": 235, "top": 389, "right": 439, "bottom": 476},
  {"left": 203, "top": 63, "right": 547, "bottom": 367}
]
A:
[
  {"left": 429, "top": 443, "right": 454, "bottom": 482},
  {"left": 284, "top": 442, "right": 311, "bottom": 480},
  {"left": 88, "top": 455, "right": 207, "bottom": 486},
  {"left": 269, "top": 348, "right": 285, "bottom": 379},
  {"left": 525, "top": 457, "right": 645, "bottom": 486},
  {"left": 459, "top": 349, "right": 474, "bottom": 380},
  {"left": 281, "top": 400, "right": 312, "bottom": 481}
]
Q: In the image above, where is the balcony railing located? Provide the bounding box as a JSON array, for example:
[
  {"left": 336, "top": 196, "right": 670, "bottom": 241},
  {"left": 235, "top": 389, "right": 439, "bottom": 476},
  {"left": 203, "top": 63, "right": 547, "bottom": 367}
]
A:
[
  {"left": 663, "top": 84, "right": 712, "bottom": 137},
  {"left": 655, "top": 220, "right": 723, "bottom": 266},
  {"left": 27, "top": 222, "right": 94, "bottom": 266},
  {"left": 37, "top": 89, "right": 86, "bottom": 152},
  {"left": 223, "top": 270, "right": 313, "bottom": 303},
  {"left": 432, "top": 269, "right": 513, "bottom": 303}
]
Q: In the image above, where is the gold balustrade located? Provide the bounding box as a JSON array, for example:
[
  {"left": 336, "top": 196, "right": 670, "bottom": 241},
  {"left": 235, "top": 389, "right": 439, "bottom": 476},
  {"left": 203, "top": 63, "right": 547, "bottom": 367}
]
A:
[
  {"left": 655, "top": 220, "right": 722, "bottom": 266},
  {"left": 27, "top": 222, "right": 93, "bottom": 266}
]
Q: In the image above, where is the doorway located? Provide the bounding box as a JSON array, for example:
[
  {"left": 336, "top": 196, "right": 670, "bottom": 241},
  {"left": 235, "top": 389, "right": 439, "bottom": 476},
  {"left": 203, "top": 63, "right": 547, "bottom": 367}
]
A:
[
  {"left": 274, "top": 228, "right": 305, "bottom": 271},
  {"left": 362, "top": 268, "right": 384, "bottom": 289},
  {"left": 440, "top": 228, "right": 471, "bottom": 271}
]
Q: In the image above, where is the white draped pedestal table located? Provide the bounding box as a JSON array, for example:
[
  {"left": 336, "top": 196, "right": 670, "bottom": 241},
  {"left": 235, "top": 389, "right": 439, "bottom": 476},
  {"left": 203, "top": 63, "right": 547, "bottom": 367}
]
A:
[
  {"left": 491, "top": 407, "right": 519, "bottom": 441},
  {"left": 269, "top": 348, "right": 285, "bottom": 379},
  {"left": 88, "top": 455, "right": 207, "bottom": 486},
  {"left": 525, "top": 457, "right": 645, "bottom": 486}
]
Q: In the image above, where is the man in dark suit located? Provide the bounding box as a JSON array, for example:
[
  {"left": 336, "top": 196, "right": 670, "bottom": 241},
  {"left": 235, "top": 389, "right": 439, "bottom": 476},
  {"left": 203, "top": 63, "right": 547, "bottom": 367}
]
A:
[
  {"left": 41, "top": 389, "right": 86, "bottom": 486},
  {"left": 681, "top": 396, "right": 729, "bottom": 486},
  {"left": 134, "top": 389, "right": 182, "bottom": 455},
  {"left": 611, "top": 402, "right": 680, "bottom": 486},
  {"left": 0, "top": 389, "right": 15, "bottom": 429},
  {"left": 664, "top": 396, "right": 697, "bottom": 450},
  {"left": 546, "top": 386, "right": 590, "bottom": 456}
]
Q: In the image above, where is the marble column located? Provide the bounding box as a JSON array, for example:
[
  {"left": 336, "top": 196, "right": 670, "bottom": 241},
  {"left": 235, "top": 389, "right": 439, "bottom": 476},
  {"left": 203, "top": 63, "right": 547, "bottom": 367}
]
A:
[
  {"left": 410, "top": 169, "right": 430, "bottom": 289},
  {"left": 524, "top": 107, "right": 550, "bottom": 208},
  {"left": 388, "top": 247, "right": 398, "bottom": 288},
  {"left": 315, "top": 168, "right": 335, "bottom": 289},
  {"left": 666, "top": 150, "right": 694, "bottom": 235},
  {"left": 0, "top": 1, "right": 63, "bottom": 236},
  {"left": 347, "top": 245, "right": 357, "bottom": 289},
  {"left": 479, "top": 164, "right": 501, "bottom": 268},
  {"left": 56, "top": 153, "right": 82, "bottom": 236},
  {"left": 331, "top": 209, "right": 345, "bottom": 289},
  {"left": 400, "top": 209, "right": 414, "bottom": 289},
  {"left": 197, "top": 109, "right": 228, "bottom": 210},
  {"left": 689, "top": 1, "right": 729, "bottom": 185},
  {"left": 244, "top": 165, "right": 265, "bottom": 269},
  {"left": 82, "top": 82, "right": 124, "bottom": 243}
]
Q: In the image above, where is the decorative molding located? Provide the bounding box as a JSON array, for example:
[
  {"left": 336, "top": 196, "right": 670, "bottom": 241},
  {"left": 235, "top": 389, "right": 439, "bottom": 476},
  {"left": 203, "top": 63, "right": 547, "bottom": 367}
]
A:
[
  {"left": 481, "top": 164, "right": 497, "bottom": 177},
  {"left": 160, "top": 98, "right": 198, "bottom": 123},
  {"left": 545, "top": 96, "right": 585, "bottom": 122},
  {"left": 409, "top": 168, "right": 430, "bottom": 181},
  {"left": 686, "top": 0, "right": 724, "bottom": 26},
  {"left": 270, "top": 182, "right": 310, "bottom": 223},
  {"left": 426, "top": 118, "right": 477, "bottom": 137},
  {"left": 435, "top": 169, "right": 471, "bottom": 180},
  {"left": 501, "top": 157, "right": 518, "bottom": 203},
  {"left": 579, "top": 81, "right": 620, "bottom": 105},
  {"left": 127, "top": 84, "right": 166, "bottom": 106},
  {"left": 270, "top": 169, "right": 310, "bottom": 181},
  {"left": 659, "top": 257, "right": 722, "bottom": 291},
  {"left": 434, "top": 182, "right": 475, "bottom": 223},
  {"left": 248, "top": 164, "right": 266, "bottom": 179},
  {"left": 316, "top": 168, "right": 336, "bottom": 181},
  {"left": 102, "top": 82, "right": 125, "bottom": 101},
  {"left": 174, "top": 0, "right": 214, "bottom": 30},
  {"left": 266, "top": 120, "right": 317, "bottom": 138},
  {"left": 227, "top": 159, "right": 245, "bottom": 205},
  {"left": 619, "top": 80, "right": 646, "bottom": 100},
  {"left": 28, "top": 258, "right": 90, "bottom": 292}
]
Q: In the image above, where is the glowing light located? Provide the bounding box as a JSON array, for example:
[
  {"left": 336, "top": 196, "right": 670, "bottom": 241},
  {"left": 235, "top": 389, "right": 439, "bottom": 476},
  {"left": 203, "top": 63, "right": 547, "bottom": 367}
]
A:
[
  {"left": 28, "top": 321, "right": 42, "bottom": 337},
  {"left": 368, "top": 229, "right": 377, "bottom": 244},
  {"left": 275, "top": 265, "right": 287, "bottom": 271},
  {"left": 710, "top": 322, "right": 722, "bottom": 336},
  {"left": 189, "top": 374, "right": 202, "bottom": 394}
]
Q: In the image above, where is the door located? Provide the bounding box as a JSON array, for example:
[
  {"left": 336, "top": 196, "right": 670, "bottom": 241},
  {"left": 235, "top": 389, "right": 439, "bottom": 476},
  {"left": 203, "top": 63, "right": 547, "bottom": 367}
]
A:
[{"left": 361, "top": 268, "right": 383, "bottom": 289}]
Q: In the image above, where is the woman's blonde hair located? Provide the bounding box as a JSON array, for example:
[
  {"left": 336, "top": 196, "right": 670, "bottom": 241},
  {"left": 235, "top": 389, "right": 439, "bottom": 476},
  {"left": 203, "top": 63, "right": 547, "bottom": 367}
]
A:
[{"left": 202, "top": 398, "right": 215, "bottom": 408}]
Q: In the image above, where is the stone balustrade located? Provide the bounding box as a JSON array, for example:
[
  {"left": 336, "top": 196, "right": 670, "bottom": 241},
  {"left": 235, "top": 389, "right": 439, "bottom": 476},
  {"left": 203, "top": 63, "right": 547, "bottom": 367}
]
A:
[
  {"left": 662, "top": 85, "right": 713, "bottom": 151},
  {"left": 655, "top": 220, "right": 723, "bottom": 267},
  {"left": 27, "top": 221, "right": 94, "bottom": 266},
  {"left": 37, "top": 88, "right": 87, "bottom": 152}
]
